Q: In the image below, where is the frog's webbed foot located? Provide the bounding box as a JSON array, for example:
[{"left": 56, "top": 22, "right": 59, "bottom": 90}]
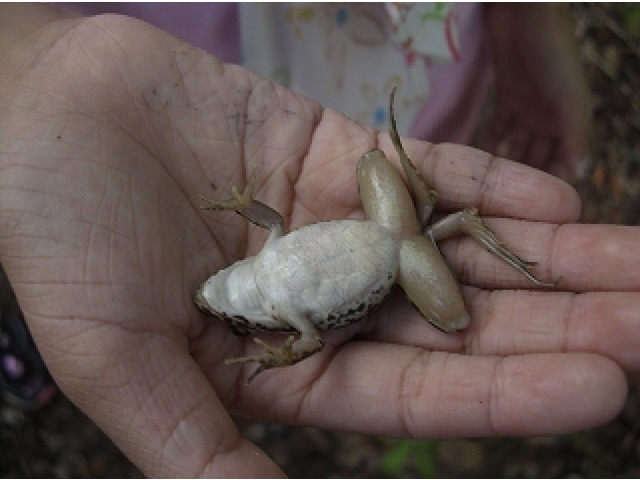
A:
[
  {"left": 429, "top": 208, "right": 559, "bottom": 287},
  {"left": 388, "top": 87, "right": 438, "bottom": 226},
  {"left": 199, "top": 165, "right": 284, "bottom": 233},
  {"left": 225, "top": 335, "right": 324, "bottom": 384}
]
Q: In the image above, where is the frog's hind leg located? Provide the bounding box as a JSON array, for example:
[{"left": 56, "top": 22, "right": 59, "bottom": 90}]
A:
[
  {"left": 428, "top": 208, "right": 558, "bottom": 287},
  {"left": 199, "top": 166, "right": 284, "bottom": 234},
  {"left": 224, "top": 311, "right": 324, "bottom": 384},
  {"left": 388, "top": 87, "right": 439, "bottom": 227}
]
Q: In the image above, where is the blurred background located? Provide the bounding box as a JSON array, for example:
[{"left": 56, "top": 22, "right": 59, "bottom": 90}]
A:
[{"left": 2, "top": 3, "right": 640, "bottom": 477}]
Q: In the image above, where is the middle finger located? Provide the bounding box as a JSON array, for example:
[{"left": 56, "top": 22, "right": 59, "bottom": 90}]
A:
[{"left": 439, "top": 220, "right": 640, "bottom": 292}]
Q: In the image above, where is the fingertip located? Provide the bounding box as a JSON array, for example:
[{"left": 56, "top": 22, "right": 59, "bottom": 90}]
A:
[
  {"left": 498, "top": 353, "right": 627, "bottom": 435},
  {"left": 416, "top": 142, "right": 581, "bottom": 223},
  {"left": 488, "top": 155, "right": 582, "bottom": 223}
]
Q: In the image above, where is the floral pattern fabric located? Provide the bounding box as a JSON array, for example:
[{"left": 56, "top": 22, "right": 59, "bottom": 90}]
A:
[
  {"left": 241, "top": 3, "right": 463, "bottom": 134},
  {"left": 59, "top": 2, "right": 490, "bottom": 143}
]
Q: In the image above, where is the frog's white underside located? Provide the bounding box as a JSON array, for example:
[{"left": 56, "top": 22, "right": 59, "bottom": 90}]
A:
[
  {"left": 198, "top": 219, "right": 399, "bottom": 332},
  {"left": 193, "top": 89, "right": 555, "bottom": 384}
]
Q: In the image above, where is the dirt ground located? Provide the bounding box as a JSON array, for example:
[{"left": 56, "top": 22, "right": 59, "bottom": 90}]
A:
[{"left": 2, "top": 4, "right": 640, "bottom": 478}]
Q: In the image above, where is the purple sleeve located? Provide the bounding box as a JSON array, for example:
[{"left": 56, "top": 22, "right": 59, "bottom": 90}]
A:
[
  {"left": 55, "top": 2, "right": 241, "bottom": 63},
  {"left": 410, "top": 3, "right": 492, "bottom": 144}
]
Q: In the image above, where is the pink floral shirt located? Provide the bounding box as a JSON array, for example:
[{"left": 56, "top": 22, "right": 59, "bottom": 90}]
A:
[{"left": 59, "top": 3, "right": 491, "bottom": 142}]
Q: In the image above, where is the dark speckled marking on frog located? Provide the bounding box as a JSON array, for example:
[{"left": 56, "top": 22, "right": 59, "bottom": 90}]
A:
[
  {"left": 194, "top": 269, "right": 394, "bottom": 334},
  {"left": 317, "top": 270, "right": 393, "bottom": 329}
]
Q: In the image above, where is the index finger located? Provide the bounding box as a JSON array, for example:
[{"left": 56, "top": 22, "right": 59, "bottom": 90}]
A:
[{"left": 379, "top": 138, "right": 582, "bottom": 224}]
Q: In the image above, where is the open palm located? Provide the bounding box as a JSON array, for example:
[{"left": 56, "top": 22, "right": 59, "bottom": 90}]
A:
[{"left": 1, "top": 12, "right": 639, "bottom": 477}]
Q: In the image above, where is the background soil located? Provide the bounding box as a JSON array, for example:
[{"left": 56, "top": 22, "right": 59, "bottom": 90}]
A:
[{"left": 2, "top": 4, "right": 640, "bottom": 478}]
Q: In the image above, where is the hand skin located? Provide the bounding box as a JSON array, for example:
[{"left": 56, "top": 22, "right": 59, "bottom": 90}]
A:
[
  {"left": 1, "top": 5, "right": 639, "bottom": 477},
  {"left": 482, "top": 3, "right": 593, "bottom": 180}
]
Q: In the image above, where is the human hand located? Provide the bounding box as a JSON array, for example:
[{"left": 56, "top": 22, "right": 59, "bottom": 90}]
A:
[
  {"left": 1, "top": 8, "right": 638, "bottom": 477},
  {"left": 481, "top": 4, "right": 593, "bottom": 180}
]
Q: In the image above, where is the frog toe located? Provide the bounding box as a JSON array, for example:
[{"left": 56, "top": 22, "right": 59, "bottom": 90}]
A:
[{"left": 225, "top": 335, "right": 323, "bottom": 384}]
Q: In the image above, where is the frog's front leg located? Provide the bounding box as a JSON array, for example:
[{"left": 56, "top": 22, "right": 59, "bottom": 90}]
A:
[
  {"left": 225, "top": 328, "right": 324, "bottom": 384},
  {"left": 199, "top": 166, "right": 284, "bottom": 235},
  {"left": 428, "top": 209, "right": 558, "bottom": 287}
]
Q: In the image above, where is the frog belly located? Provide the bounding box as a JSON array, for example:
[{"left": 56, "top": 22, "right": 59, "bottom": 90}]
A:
[{"left": 254, "top": 220, "right": 399, "bottom": 329}]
